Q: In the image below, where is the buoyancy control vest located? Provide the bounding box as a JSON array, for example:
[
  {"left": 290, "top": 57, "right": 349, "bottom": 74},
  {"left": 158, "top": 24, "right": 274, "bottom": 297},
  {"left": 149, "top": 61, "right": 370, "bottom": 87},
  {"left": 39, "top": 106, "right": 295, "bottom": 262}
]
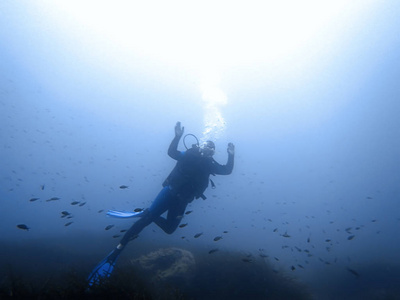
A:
[{"left": 162, "top": 146, "right": 214, "bottom": 200}]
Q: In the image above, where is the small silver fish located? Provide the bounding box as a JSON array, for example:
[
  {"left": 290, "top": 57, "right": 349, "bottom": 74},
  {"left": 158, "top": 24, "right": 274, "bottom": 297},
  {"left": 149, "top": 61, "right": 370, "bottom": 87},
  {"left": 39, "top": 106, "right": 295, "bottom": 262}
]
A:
[
  {"left": 347, "top": 235, "right": 355, "bottom": 240},
  {"left": 64, "top": 222, "right": 73, "bottom": 227},
  {"left": 71, "top": 201, "right": 80, "bottom": 205},
  {"left": 78, "top": 202, "right": 86, "bottom": 207},
  {"left": 209, "top": 248, "right": 219, "bottom": 254},
  {"left": 105, "top": 225, "right": 114, "bottom": 230},
  {"left": 346, "top": 267, "right": 360, "bottom": 277},
  {"left": 179, "top": 223, "right": 188, "bottom": 228},
  {"left": 119, "top": 185, "right": 129, "bottom": 189},
  {"left": 185, "top": 210, "right": 193, "bottom": 215},
  {"left": 61, "top": 211, "right": 71, "bottom": 218},
  {"left": 17, "top": 224, "right": 29, "bottom": 231},
  {"left": 282, "top": 232, "right": 291, "bottom": 238},
  {"left": 194, "top": 232, "right": 203, "bottom": 238},
  {"left": 213, "top": 236, "right": 223, "bottom": 241},
  {"left": 46, "top": 197, "right": 60, "bottom": 202},
  {"left": 29, "top": 197, "right": 40, "bottom": 202}
]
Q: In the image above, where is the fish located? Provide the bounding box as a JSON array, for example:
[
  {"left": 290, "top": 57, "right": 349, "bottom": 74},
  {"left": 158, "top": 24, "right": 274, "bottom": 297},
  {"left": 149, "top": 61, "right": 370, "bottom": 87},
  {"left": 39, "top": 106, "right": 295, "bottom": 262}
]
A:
[
  {"left": 307, "top": 237, "right": 311, "bottom": 243},
  {"left": 105, "top": 225, "right": 114, "bottom": 230},
  {"left": 112, "top": 234, "right": 121, "bottom": 238},
  {"left": 46, "top": 197, "right": 60, "bottom": 202},
  {"left": 274, "top": 257, "right": 279, "bottom": 261},
  {"left": 208, "top": 248, "right": 219, "bottom": 254},
  {"left": 78, "top": 202, "right": 86, "bottom": 207},
  {"left": 282, "top": 232, "right": 291, "bottom": 238},
  {"left": 185, "top": 210, "right": 193, "bottom": 215},
  {"left": 179, "top": 223, "right": 188, "bottom": 228},
  {"left": 40, "top": 184, "right": 45, "bottom": 190},
  {"left": 213, "top": 236, "right": 223, "bottom": 241},
  {"left": 273, "top": 228, "right": 278, "bottom": 232},
  {"left": 130, "top": 234, "right": 139, "bottom": 240},
  {"left": 347, "top": 235, "right": 355, "bottom": 240},
  {"left": 64, "top": 222, "right": 73, "bottom": 226},
  {"left": 291, "top": 266, "right": 296, "bottom": 271},
  {"left": 242, "top": 258, "right": 252, "bottom": 263},
  {"left": 71, "top": 201, "right": 80, "bottom": 205},
  {"left": 98, "top": 209, "right": 104, "bottom": 213},
  {"left": 29, "top": 197, "right": 40, "bottom": 202},
  {"left": 346, "top": 267, "right": 360, "bottom": 277},
  {"left": 134, "top": 208, "right": 143, "bottom": 212},
  {"left": 61, "top": 211, "right": 71, "bottom": 217},
  {"left": 119, "top": 185, "right": 129, "bottom": 189},
  {"left": 120, "top": 229, "right": 127, "bottom": 232},
  {"left": 325, "top": 239, "right": 331, "bottom": 242},
  {"left": 17, "top": 224, "right": 29, "bottom": 231},
  {"left": 223, "top": 230, "right": 229, "bottom": 233},
  {"left": 194, "top": 233, "right": 203, "bottom": 238},
  {"left": 259, "top": 253, "right": 268, "bottom": 258},
  {"left": 297, "top": 264, "right": 305, "bottom": 269}
]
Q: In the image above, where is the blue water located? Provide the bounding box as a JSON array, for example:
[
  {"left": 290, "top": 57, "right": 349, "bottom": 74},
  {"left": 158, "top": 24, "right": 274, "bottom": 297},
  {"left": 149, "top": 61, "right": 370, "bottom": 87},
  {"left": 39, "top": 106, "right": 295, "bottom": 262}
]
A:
[{"left": 1, "top": 2, "right": 400, "bottom": 299}]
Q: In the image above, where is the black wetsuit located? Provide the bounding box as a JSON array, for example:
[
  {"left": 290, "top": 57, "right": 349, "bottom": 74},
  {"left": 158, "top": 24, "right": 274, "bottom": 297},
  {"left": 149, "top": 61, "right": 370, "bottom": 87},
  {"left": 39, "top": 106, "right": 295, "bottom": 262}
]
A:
[{"left": 119, "top": 135, "right": 234, "bottom": 246}]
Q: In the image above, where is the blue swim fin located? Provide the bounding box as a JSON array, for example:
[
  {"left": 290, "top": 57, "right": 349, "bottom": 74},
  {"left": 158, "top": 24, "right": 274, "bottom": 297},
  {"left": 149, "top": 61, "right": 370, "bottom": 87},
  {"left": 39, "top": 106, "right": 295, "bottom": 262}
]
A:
[
  {"left": 107, "top": 209, "right": 145, "bottom": 218},
  {"left": 87, "top": 248, "right": 121, "bottom": 287}
]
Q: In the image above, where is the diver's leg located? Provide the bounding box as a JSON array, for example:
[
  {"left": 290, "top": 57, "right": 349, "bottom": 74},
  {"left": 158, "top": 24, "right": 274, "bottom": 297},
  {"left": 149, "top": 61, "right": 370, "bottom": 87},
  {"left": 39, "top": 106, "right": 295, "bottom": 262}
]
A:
[
  {"left": 88, "top": 186, "right": 174, "bottom": 286},
  {"left": 154, "top": 196, "right": 189, "bottom": 234},
  {"left": 118, "top": 186, "right": 173, "bottom": 247}
]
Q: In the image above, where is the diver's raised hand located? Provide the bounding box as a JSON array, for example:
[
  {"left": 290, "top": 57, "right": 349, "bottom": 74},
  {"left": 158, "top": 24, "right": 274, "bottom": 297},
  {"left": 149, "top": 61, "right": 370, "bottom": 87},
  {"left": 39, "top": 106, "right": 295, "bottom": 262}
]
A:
[
  {"left": 174, "top": 122, "right": 184, "bottom": 138},
  {"left": 227, "top": 143, "right": 235, "bottom": 155}
]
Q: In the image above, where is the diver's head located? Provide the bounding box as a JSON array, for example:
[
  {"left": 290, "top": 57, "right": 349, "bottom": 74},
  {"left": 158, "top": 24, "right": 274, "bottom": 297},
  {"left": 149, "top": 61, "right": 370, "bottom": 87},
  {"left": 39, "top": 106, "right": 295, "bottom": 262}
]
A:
[{"left": 200, "top": 140, "right": 215, "bottom": 157}]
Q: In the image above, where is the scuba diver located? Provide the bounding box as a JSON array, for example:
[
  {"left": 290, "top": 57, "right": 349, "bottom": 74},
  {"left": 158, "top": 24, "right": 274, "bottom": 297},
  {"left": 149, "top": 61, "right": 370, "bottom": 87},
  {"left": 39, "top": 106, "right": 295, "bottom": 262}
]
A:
[{"left": 87, "top": 121, "right": 235, "bottom": 286}]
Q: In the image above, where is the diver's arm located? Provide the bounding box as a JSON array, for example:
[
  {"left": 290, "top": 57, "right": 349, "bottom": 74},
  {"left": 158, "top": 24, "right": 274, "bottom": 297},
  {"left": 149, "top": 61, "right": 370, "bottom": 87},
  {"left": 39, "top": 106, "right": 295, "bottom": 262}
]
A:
[
  {"left": 212, "top": 143, "right": 235, "bottom": 175},
  {"left": 168, "top": 122, "right": 184, "bottom": 160}
]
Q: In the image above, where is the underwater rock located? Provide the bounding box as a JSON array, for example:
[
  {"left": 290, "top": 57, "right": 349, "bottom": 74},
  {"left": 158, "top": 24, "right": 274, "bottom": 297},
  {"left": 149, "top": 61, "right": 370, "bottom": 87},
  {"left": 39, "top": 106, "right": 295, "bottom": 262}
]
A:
[{"left": 131, "top": 247, "right": 196, "bottom": 288}]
